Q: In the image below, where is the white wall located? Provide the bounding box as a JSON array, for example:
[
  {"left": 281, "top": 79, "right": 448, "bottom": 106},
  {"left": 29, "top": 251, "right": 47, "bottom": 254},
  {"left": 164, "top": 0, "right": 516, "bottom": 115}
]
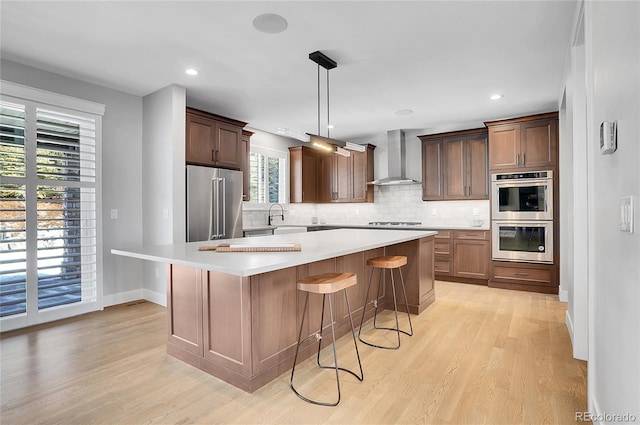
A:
[
  {"left": 0, "top": 59, "right": 145, "bottom": 306},
  {"left": 141, "top": 85, "right": 186, "bottom": 304},
  {"left": 583, "top": 0, "right": 640, "bottom": 421}
]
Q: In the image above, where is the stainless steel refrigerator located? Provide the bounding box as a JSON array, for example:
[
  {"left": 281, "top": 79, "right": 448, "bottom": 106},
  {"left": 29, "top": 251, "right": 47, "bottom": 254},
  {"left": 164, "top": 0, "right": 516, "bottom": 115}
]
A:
[{"left": 186, "top": 165, "right": 243, "bottom": 242}]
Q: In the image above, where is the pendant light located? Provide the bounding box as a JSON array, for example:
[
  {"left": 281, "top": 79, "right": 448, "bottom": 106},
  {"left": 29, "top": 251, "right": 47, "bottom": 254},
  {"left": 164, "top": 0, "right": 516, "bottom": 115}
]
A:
[{"left": 307, "top": 51, "right": 353, "bottom": 156}]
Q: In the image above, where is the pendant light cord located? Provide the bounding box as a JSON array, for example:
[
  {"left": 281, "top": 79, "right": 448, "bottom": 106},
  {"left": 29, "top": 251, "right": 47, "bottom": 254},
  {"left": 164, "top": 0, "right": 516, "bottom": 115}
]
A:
[
  {"left": 317, "top": 63, "right": 321, "bottom": 136},
  {"left": 327, "top": 67, "right": 330, "bottom": 138}
]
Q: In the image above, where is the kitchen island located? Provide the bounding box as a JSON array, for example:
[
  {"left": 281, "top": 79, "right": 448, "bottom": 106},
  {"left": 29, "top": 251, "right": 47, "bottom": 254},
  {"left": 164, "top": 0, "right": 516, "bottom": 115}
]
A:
[{"left": 112, "top": 229, "right": 436, "bottom": 392}]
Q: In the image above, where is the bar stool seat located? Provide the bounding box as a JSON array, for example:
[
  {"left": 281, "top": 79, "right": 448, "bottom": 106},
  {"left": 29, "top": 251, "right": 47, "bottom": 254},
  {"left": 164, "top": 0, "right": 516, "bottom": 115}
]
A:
[
  {"left": 290, "top": 272, "right": 364, "bottom": 406},
  {"left": 359, "top": 255, "right": 413, "bottom": 350}
]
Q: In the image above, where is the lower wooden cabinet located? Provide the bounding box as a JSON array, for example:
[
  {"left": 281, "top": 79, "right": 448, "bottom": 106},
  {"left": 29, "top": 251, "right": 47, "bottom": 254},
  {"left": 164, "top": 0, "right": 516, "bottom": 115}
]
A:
[
  {"left": 489, "top": 261, "right": 557, "bottom": 294},
  {"left": 434, "top": 229, "right": 490, "bottom": 283}
]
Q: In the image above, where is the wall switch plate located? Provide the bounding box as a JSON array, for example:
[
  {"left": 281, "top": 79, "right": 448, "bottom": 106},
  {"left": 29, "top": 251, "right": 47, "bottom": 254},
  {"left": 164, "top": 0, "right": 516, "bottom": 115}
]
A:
[
  {"left": 431, "top": 208, "right": 438, "bottom": 216},
  {"left": 620, "top": 196, "right": 634, "bottom": 233},
  {"left": 162, "top": 209, "right": 169, "bottom": 219},
  {"left": 110, "top": 209, "right": 118, "bottom": 219},
  {"left": 472, "top": 208, "right": 479, "bottom": 216}
]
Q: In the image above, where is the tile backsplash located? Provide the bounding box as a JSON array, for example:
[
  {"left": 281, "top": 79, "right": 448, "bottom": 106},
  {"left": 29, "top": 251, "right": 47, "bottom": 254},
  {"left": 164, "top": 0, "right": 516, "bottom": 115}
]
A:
[{"left": 243, "top": 184, "right": 490, "bottom": 229}]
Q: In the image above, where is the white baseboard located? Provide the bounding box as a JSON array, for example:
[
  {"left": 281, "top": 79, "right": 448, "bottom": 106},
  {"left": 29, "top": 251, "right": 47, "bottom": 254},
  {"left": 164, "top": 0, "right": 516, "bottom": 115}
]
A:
[
  {"left": 143, "top": 288, "right": 166, "bottom": 307},
  {"left": 103, "top": 289, "right": 144, "bottom": 307},
  {"left": 566, "top": 309, "right": 575, "bottom": 346},
  {"left": 559, "top": 287, "right": 568, "bottom": 302}
]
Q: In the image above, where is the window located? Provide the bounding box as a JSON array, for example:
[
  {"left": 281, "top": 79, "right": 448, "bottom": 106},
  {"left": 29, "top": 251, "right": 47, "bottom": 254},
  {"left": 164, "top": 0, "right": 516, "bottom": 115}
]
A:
[
  {"left": 247, "top": 146, "right": 287, "bottom": 204},
  {"left": 0, "top": 82, "right": 104, "bottom": 331}
]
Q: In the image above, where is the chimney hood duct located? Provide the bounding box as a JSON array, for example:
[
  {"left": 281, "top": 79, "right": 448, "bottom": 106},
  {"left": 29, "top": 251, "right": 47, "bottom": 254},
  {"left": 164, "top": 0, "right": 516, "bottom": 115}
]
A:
[{"left": 369, "top": 130, "right": 421, "bottom": 186}]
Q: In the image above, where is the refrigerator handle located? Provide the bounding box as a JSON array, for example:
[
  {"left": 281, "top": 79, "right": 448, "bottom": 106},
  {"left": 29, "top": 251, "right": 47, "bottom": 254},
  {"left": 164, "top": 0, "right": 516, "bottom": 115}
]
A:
[
  {"left": 210, "top": 178, "right": 220, "bottom": 240},
  {"left": 220, "top": 178, "right": 227, "bottom": 238}
]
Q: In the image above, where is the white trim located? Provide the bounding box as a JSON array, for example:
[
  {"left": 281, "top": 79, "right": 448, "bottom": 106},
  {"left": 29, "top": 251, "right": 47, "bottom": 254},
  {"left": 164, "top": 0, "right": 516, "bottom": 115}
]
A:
[
  {"left": 565, "top": 309, "right": 575, "bottom": 345},
  {"left": 558, "top": 288, "right": 568, "bottom": 303},
  {"left": 103, "top": 289, "right": 145, "bottom": 307},
  {"left": 143, "top": 289, "right": 166, "bottom": 307},
  {"left": 0, "top": 80, "right": 105, "bottom": 116}
]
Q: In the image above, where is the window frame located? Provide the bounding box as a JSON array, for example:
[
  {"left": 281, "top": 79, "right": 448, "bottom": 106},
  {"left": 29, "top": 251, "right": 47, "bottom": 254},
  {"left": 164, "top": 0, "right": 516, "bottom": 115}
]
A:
[
  {"left": 0, "top": 81, "right": 105, "bottom": 332},
  {"left": 244, "top": 144, "right": 289, "bottom": 209}
]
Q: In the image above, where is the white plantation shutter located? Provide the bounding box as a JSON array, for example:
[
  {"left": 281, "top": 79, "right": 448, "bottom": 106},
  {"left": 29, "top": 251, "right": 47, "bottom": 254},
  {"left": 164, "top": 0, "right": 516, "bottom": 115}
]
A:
[{"left": 0, "top": 82, "right": 104, "bottom": 331}]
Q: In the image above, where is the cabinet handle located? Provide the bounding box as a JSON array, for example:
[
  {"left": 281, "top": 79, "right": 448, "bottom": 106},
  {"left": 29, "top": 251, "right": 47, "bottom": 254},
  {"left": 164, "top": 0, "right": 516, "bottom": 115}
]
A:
[
  {"left": 212, "top": 150, "right": 216, "bottom": 162},
  {"left": 514, "top": 272, "right": 528, "bottom": 276},
  {"left": 516, "top": 154, "right": 520, "bottom": 166},
  {"left": 522, "top": 153, "right": 525, "bottom": 165}
]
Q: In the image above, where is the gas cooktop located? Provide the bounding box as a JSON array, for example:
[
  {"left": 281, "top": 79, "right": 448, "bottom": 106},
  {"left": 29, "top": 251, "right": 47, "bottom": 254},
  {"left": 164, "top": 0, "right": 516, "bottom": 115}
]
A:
[{"left": 368, "top": 221, "right": 422, "bottom": 226}]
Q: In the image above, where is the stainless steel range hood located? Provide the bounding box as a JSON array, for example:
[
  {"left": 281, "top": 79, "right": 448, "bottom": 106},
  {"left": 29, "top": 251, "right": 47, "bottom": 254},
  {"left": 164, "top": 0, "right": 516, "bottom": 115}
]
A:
[{"left": 368, "top": 129, "right": 421, "bottom": 186}]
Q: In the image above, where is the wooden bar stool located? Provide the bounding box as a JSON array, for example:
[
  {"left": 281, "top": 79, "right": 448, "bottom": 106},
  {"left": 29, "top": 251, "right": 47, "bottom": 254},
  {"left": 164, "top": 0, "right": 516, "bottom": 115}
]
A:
[
  {"left": 290, "top": 272, "right": 364, "bottom": 406},
  {"left": 358, "top": 255, "right": 413, "bottom": 349}
]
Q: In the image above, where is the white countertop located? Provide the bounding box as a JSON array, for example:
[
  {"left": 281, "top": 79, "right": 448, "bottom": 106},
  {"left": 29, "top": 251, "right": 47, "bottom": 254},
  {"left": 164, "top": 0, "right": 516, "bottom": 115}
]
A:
[
  {"left": 244, "top": 223, "right": 490, "bottom": 231},
  {"left": 112, "top": 228, "right": 436, "bottom": 277}
]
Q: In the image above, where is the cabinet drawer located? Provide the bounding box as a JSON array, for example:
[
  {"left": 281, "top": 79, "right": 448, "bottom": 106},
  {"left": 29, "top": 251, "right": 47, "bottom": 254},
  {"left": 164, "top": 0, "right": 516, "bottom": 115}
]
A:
[
  {"left": 434, "top": 256, "right": 452, "bottom": 276},
  {"left": 454, "top": 229, "right": 489, "bottom": 240},
  {"left": 434, "top": 241, "right": 452, "bottom": 255},
  {"left": 493, "top": 265, "right": 552, "bottom": 286},
  {"left": 435, "top": 229, "right": 452, "bottom": 239}
]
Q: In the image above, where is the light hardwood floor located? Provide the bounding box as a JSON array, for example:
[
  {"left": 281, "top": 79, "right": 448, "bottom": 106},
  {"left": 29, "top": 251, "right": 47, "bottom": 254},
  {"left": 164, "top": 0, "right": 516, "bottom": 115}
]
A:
[{"left": 1, "top": 281, "right": 587, "bottom": 425}]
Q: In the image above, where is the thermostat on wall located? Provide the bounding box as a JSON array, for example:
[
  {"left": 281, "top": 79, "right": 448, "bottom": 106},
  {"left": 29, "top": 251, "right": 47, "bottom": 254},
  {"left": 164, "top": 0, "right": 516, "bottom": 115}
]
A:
[{"left": 600, "top": 121, "right": 617, "bottom": 154}]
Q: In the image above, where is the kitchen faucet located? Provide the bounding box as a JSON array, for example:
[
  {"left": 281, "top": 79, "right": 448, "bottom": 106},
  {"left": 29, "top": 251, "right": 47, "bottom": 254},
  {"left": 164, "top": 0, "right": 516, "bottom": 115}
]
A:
[{"left": 268, "top": 203, "right": 285, "bottom": 226}]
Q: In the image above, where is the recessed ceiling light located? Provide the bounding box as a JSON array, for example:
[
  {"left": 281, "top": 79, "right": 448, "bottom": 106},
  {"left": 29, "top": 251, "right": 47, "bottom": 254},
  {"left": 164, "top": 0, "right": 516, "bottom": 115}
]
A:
[
  {"left": 252, "top": 13, "right": 288, "bottom": 34},
  {"left": 490, "top": 94, "right": 503, "bottom": 100},
  {"left": 394, "top": 109, "right": 413, "bottom": 116},
  {"left": 185, "top": 68, "right": 198, "bottom": 76}
]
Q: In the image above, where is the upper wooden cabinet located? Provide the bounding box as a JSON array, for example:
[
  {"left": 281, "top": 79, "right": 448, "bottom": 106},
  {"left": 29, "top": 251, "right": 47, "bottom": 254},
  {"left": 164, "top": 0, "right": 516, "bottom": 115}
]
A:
[
  {"left": 485, "top": 112, "right": 558, "bottom": 171},
  {"left": 185, "top": 108, "right": 247, "bottom": 170},
  {"left": 289, "top": 144, "right": 375, "bottom": 204},
  {"left": 240, "top": 130, "right": 253, "bottom": 201},
  {"left": 419, "top": 128, "right": 488, "bottom": 201}
]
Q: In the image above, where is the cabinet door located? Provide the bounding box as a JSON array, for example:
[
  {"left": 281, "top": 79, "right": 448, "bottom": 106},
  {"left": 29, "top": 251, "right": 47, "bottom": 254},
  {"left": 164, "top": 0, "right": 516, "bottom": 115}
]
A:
[
  {"left": 351, "top": 147, "right": 374, "bottom": 203},
  {"left": 488, "top": 124, "right": 520, "bottom": 170},
  {"left": 240, "top": 133, "right": 251, "bottom": 201},
  {"left": 422, "top": 141, "right": 443, "bottom": 200},
  {"left": 443, "top": 138, "right": 465, "bottom": 199},
  {"left": 520, "top": 119, "right": 557, "bottom": 169},
  {"left": 333, "top": 154, "right": 351, "bottom": 202},
  {"left": 301, "top": 150, "right": 319, "bottom": 202},
  {"left": 453, "top": 240, "right": 489, "bottom": 279},
  {"left": 214, "top": 122, "right": 242, "bottom": 170},
  {"left": 186, "top": 114, "right": 215, "bottom": 166},
  {"left": 466, "top": 135, "right": 489, "bottom": 199},
  {"left": 316, "top": 153, "right": 333, "bottom": 203}
]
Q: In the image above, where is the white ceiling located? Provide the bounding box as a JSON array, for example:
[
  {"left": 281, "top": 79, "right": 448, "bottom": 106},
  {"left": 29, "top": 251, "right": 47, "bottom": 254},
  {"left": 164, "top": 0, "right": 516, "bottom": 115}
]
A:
[{"left": 0, "top": 1, "right": 576, "bottom": 141}]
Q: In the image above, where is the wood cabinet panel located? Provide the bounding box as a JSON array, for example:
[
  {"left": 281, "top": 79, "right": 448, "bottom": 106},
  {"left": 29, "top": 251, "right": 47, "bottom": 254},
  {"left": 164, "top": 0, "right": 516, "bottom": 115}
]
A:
[
  {"left": 467, "top": 135, "right": 489, "bottom": 198},
  {"left": 422, "top": 141, "right": 443, "bottom": 200},
  {"left": 443, "top": 138, "right": 465, "bottom": 199},
  {"left": 487, "top": 125, "right": 520, "bottom": 170},
  {"left": 203, "top": 271, "right": 251, "bottom": 374},
  {"left": 385, "top": 237, "right": 435, "bottom": 314},
  {"left": 240, "top": 131, "right": 252, "bottom": 201},
  {"left": 167, "top": 265, "right": 203, "bottom": 355},
  {"left": 492, "top": 264, "right": 552, "bottom": 286},
  {"left": 520, "top": 120, "right": 557, "bottom": 168},
  {"left": 186, "top": 115, "right": 216, "bottom": 166},
  {"left": 453, "top": 240, "right": 489, "bottom": 279},
  {"left": 351, "top": 148, "right": 373, "bottom": 202},
  {"left": 333, "top": 154, "right": 351, "bottom": 202},
  {"left": 250, "top": 267, "right": 299, "bottom": 374}
]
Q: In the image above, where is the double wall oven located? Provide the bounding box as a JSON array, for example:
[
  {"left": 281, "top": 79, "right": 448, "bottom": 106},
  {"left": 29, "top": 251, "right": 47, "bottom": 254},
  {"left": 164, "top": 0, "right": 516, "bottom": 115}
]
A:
[{"left": 491, "top": 170, "right": 554, "bottom": 263}]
